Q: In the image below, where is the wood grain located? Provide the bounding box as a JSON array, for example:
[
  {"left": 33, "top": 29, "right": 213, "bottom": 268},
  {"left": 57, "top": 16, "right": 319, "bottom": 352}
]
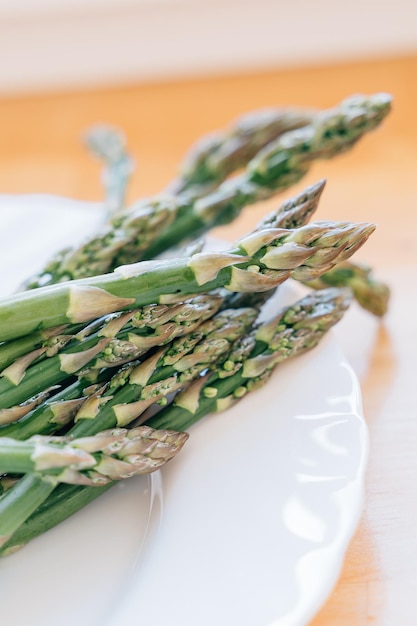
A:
[{"left": 0, "top": 54, "right": 416, "bottom": 624}]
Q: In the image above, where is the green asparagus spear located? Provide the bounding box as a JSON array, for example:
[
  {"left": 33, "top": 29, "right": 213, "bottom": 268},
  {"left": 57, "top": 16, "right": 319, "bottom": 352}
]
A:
[
  {"left": 172, "top": 176, "right": 324, "bottom": 264},
  {"left": 0, "top": 425, "right": 186, "bottom": 548},
  {"left": 166, "top": 107, "right": 314, "bottom": 195},
  {"left": 0, "top": 288, "right": 349, "bottom": 555},
  {"left": 0, "top": 218, "right": 374, "bottom": 342}
]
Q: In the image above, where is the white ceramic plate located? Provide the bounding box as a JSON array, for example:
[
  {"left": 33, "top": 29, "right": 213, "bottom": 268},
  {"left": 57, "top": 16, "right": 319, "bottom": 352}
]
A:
[{"left": 0, "top": 197, "right": 368, "bottom": 626}]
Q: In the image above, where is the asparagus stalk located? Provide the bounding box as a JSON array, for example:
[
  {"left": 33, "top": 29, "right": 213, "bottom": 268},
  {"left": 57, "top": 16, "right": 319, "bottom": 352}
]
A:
[
  {"left": 0, "top": 474, "right": 58, "bottom": 551},
  {"left": 0, "top": 294, "right": 223, "bottom": 411},
  {"left": 0, "top": 218, "right": 375, "bottom": 342},
  {"left": 249, "top": 184, "right": 389, "bottom": 316},
  {"left": 300, "top": 261, "right": 390, "bottom": 316},
  {"left": 23, "top": 94, "right": 390, "bottom": 287},
  {"left": 0, "top": 288, "right": 349, "bottom": 555},
  {"left": 233, "top": 176, "right": 384, "bottom": 316},
  {"left": 176, "top": 178, "right": 325, "bottom": 265},
  {"left": 0, "top": 425, "right": 188, "bottom": 485},
  {"left": 166, "top": 108, "right": 315, "bottom": 195},
  {"left": 0, "top": 425, "right": 187, "bottom": 548},
  {"left": 84, "top": 125, "right": 135, "bottom": 218}
]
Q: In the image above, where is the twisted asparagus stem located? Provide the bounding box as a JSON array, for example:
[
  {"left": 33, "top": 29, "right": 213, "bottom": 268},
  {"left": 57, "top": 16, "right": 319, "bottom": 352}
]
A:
[
  {"left": 0, "top": 288, "right": 349, "bottom": 555},
  {"left": 0, "top": 294, "right": 223, "bottom": 412},
  {"left": 0, "top": 216, "right": 374, "bottom": 343},
  {"left": 22, "top": 94, "right": 390, "bottom": 288},
  {"left": 300, "top": 261, "right": 390, "bottom": 316},
  {"left": 84, "top": 125, "right": 135, "bottom": 218},
  {"left": 0, "top": 425, "right": 187, "bottom": 548},
  {"left": 2, "top": 180, "right": 320, "bottom": 390},
  {"left": 166, "top": 107, "right": 315, "bottom": 196},
  {"left": 0, "top": 425, "right": 188, "bottom": 485}
]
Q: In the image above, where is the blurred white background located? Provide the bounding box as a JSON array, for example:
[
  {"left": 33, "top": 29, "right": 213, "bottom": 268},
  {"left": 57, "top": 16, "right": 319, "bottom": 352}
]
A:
[{"left": 0, "top": 0, "right": 416, "bottom": 94}]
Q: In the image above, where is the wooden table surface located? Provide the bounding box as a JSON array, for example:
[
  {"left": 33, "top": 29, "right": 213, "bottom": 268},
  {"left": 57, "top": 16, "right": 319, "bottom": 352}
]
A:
[{"left": 0, "top": 54, "right": 416, "bottom": 625}]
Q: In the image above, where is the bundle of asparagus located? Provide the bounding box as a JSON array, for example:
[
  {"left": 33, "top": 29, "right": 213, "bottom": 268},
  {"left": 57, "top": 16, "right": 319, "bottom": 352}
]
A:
[
  {"left": 0, "top": 182, "right": 322, "bottom": 438},
  {"left": 0, "top": 183, "right": 370, "bottom": 552},
  {"left": 0, "top": 92, "right": 391, "bottom": 556}
]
